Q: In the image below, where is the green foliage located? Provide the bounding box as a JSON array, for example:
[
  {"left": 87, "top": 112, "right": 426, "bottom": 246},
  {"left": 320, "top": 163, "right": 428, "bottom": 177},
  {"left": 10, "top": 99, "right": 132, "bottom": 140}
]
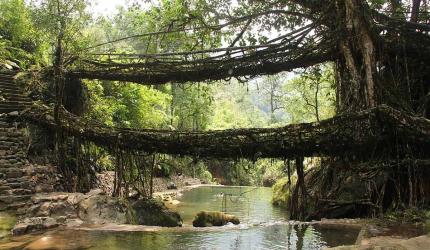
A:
[
  {"left": 272, "top": 176, "right": 296, "bottom": 207},
  {"left": 208, "top": 82, "right": 269, "bottom": 129},
  {"left": 385, "top": 208, "right": 430, "bottom": 224},
  {"left": 86, "top": 80, "right": 171, "bottom": 129},
  {"left": 171, "top": 84, "right": 213, "bottom": 131},
  {"left": 283, "top": 64, "right": 336, "bottom": 123},
  {"left": 1, "top": 0, "right": 340, "bottom": 187},
  {"left": 0, "top": 0, "right": 45, "bottom": 67},
  {"left": 30, "top": 0, "right": 90, "bottom": 48},
  {"left": 0, "top": 213, "right": 17, "bottom": 231}
]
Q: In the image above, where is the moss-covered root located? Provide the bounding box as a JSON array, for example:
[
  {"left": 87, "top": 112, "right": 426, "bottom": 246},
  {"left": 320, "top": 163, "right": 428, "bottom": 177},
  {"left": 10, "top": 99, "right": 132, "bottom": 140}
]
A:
[{"left": 192, "top": 211, "right": 240, "bottom": 227}]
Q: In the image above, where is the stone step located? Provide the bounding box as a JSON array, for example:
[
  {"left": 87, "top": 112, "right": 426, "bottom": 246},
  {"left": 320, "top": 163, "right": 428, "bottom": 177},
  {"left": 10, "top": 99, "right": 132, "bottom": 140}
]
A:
[
  {"left": 0, "top": 79, "right": 19, "bottom": 84},
  {"left": 0, "top": 101, "right": 32, "bottom": 107},
  {"left": 7, "top": 181, "right": 33, "bottom": 189},
  {"left": 0, "top": 103, "right": 27, "bottom": 108},
  {"left": 0, "top": 136, "right": 25, "bottom": 142},
  {"left": 0, "top": 77, "right": 14, "bottom": 82},
  {"left": 0, "top": 121, "right": 10, "bottom": 128},
  {"left": 0, "top": 71, "right": 17, "bottom": 76},
  {"left": 0, "top": 127, "right": 23, "bottom": 132},
  {"left": 0, "top": 136, "right": 26, "bottom": 143},
  {"left": 0, "top": 89, "right": 23, "bottom": 95},
  {"left": 0, "top": 188, "right": 33, "bottom": 196},
  {"left": 0, "top": 106, "right": 27, "bottom": 113},
  {"left": 0, "top": 185, "right": 11, "bottom": 191},
  {"left": 0, "top": 164, "right": 25, "bottom": 170},
  {"left": 0, "top": 141, "right": 22, "bottom": 146},
  {"left": 0, "top": 169, "right": 25, "bottom": 179},
  {"left": 0, "top": 132, "right": 24, "bottom": 138},
  {"left": 0, "top": 195, "right": 32, "bottom": 203},
  {"left": 1, "top": 92, "right": 30, "bottom": 99},
  {"left": 0, "top": 154, "right": 26, "bottom": 161},
  {"left": 0, "top": 156, "right": 25, "bottom": 163},
  {"left": 0, "top": 135, "right": 25, "bottom": 140},
  {"left": 7, "top": 202, "right": 29, "bottom": 212},
  {"left": 0, "top": 147, "right": 22, "bottom": 153},
  {"left": 0, "top": 154, "right": 26, "bottom": 162},
  {"left": 0, "top": 100, "right": 32, "bottom": 105},
  {"left": 5, "top": 176, "right": 31, "bottom": 184},
  {"left": 0, "top": 81, "right": 21, "bottom": 89},
  {"left": 0, "top": 86, "right": 21, "bottom": 92},
  {"left": 1, "top": 97, "right": 32, "bottom": 103}
]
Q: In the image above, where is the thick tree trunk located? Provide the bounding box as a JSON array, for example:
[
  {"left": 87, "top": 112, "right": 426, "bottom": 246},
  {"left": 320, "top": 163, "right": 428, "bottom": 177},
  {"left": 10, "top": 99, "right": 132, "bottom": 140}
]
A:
[
  {"left": 336, "top": 0, "right": 378, "bottom": 111},
  {"left": 411, "top": 0, "right": 422, "bottom": 23}
]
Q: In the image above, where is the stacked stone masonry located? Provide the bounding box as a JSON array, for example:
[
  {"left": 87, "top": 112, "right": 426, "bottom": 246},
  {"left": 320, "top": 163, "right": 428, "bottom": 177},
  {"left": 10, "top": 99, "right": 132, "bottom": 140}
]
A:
[
  {"left": 0, "top": 116, "right": 34, "bottom": 214},
  {"left": 0, "top": 71, "right": 61, "bottom": 215}
]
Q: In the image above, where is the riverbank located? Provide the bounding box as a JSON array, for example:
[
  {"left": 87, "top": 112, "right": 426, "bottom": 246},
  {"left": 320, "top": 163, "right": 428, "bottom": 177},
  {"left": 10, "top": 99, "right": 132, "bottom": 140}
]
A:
[
  {"left": 2, "top": 184, "right": 430, "bottom": 249},
  {"left": 2, "top": 217, "right": 428, "bottom": 249},
  {"left": 96, "top": 171, "right": 205, "bottom": 197}
]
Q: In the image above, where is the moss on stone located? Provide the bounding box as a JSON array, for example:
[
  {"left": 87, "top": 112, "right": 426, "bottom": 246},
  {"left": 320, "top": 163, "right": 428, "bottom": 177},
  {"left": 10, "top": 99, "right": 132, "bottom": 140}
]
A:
[
  {"left": 0, "top": 213, "right": 16, "bottom": 231},
  {"left": 272, "top": 176, "right": 296, "bottom": 207},
  {"left": 132, "top": 198, "right": 182, "bottom": 227},
  {"left": 192, "top": 211, "right": 240, "bottom": 227}
]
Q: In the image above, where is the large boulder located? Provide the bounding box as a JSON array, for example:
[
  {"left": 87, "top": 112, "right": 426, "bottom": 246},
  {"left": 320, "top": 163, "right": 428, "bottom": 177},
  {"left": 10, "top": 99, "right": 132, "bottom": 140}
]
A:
[
  {"left": 15, "top": 191, "right": 132, "bottom": 235},
  {"left": 166, "top": 182, "right": 177, "bottom": 190},
  {"left": 12, "top": 217, "right": 59, "bottom": 236},
  {"left": 78, "top": 194, "right": 129, "bottom": 224},
  {"left": 192, "top": 211, "right": 240, "bottom": 227},
  {"left": 131, "top": 199, "right": 182, "bottom": 227}
]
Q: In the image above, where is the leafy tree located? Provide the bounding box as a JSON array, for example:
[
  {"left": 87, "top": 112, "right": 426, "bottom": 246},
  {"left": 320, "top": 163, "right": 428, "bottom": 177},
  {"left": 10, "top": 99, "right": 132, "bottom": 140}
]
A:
[
  {"left": 86, "top": 80, "right": 171, "bottom": 129},
  {"left": 283, "top": 64, "right": 336, "bottom": 123},
  {"left": 171, "top": 83, "right": 213, "bottom": 131},
  {"left": 0, "top": 0, "right": 45, "bottom": 67}
]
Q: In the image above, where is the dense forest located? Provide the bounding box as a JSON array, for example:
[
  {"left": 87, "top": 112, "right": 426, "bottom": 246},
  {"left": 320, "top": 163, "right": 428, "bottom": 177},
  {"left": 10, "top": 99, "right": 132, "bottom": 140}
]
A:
[
  {"left": 1, "top": 0, "right": 430, "bottom": 237},
  {"left": 1, "top": 0, "right": 338, "bottom": 186}
]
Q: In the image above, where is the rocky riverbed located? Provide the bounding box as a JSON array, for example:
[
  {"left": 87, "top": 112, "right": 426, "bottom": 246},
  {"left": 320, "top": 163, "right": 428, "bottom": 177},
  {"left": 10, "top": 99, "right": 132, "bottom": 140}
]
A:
[{"left": 1, "top": 173, "right": 204, "bottom": 238}]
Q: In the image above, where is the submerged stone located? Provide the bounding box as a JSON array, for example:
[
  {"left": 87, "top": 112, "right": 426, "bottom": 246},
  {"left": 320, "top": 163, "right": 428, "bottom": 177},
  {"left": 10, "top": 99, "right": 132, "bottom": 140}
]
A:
[{"left": 192, "top": 211, "right": 240, "bottom": 227}]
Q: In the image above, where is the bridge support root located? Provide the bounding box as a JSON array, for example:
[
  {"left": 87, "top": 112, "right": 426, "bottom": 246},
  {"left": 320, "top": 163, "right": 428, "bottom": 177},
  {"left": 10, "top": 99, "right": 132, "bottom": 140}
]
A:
[{"left": 288, "top": 159, "right": 430, "bottom": 220}]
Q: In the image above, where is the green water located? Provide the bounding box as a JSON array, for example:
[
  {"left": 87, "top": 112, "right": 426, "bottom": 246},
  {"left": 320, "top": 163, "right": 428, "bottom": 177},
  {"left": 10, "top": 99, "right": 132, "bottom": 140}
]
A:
[
  {"left": 174, "top": 186, "right": 288, "bottom": 225},
  {"left": 0, "top": 186, "right": 360, "bottom": 249}
]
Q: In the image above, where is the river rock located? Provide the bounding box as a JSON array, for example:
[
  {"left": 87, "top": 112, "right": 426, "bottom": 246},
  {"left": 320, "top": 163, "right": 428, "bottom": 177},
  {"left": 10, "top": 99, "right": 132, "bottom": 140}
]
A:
[
  {"left": 167, "top": 182, "right": 177, "bottom": 190},
  {"left": 131, "top": 199, "right": 182, "bottom": 227},
  {"left": 192, "top": 211, "right": 240, "bottom": 227},
  {"left": 86, "top": 188, "right": 105, "bottom": 196},
  {"left": 12, "top": 217, "right": 59, "bottom": 236},
  {"left": 78, "top": 195, "right": 129, "bottom": 224},
  {"left": 7, "top": 111, "right": 19, "bottom": 117}
]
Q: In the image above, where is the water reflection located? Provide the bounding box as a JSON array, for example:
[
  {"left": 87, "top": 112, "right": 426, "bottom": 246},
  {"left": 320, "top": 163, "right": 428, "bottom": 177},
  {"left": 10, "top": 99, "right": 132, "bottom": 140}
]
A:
[
  {"left": 0, "top": 187, "right": 360, "bottom": 249},
  {"left": 19, "top": 223, "right": 357, "bottom": 250},
  {"left": 173, "top": 186, "right": 289, "bottom": 225}
]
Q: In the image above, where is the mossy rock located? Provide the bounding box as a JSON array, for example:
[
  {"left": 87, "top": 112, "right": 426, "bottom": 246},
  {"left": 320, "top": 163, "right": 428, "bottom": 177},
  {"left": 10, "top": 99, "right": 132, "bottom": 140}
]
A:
[
  {"left": 0, "top": 213, "right": 16, "bottom": 231},
  {"left": 132, "top": 199, "right": 182, "bottom": 227},
  {"left": 192, "top": 211, "right": 240, "bottom": 227},
  {"left": 272, "top": 176, "right": 296, "bottom": 207}
]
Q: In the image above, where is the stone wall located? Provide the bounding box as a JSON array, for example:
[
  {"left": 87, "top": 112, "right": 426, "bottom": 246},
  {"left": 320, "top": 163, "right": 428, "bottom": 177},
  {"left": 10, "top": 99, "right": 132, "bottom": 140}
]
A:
[{"left": 0, "top": 114, "right": 63, "bottom": 215}]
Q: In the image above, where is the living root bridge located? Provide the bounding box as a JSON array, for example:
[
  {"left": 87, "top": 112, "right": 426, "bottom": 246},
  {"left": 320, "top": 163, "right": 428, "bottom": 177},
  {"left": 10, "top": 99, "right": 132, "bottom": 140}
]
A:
[{"left": 21, "top": 104, "right": 430, "bottom": 159}]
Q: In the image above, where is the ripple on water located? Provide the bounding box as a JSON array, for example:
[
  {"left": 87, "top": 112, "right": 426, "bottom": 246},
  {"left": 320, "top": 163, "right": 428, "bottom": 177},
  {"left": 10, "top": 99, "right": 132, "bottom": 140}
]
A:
[{"left": 0, "top": 187, "right": 361, "bottom": 250}]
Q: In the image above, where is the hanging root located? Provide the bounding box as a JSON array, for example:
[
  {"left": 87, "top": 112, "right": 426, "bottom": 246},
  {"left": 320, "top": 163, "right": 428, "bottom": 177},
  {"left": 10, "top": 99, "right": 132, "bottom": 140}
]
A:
[{"left": 288, "top": 158, "right": 430, "bottom": 221}]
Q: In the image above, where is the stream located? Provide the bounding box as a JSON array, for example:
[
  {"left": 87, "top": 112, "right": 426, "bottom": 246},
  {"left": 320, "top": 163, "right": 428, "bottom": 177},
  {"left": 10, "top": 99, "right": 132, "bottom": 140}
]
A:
[{"left": 0, "top": 186, "right": 361, "bottom": 249}]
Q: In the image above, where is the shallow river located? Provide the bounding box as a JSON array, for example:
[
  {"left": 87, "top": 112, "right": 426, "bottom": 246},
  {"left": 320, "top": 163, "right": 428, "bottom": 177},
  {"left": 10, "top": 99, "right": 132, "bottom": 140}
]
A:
[{"left": 0, "top": 186, "right": 360, "bottom": 249}]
